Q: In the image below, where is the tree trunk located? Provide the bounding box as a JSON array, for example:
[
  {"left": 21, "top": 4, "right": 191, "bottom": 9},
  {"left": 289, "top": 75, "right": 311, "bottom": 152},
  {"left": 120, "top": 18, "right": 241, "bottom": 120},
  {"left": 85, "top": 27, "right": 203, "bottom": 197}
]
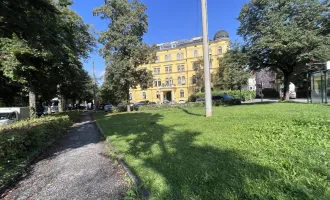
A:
[
  {"left": 29, "top": 89, "right": 36, "bottom": 117},
  {"left": 282, "top": 73, "right": 290, "bottom": 101},
  {"left": 58, "top": 94, "right": 63, "bottom": 113},
  {"left": 127, "top": 89, "right": 131, "bottom": 112}
]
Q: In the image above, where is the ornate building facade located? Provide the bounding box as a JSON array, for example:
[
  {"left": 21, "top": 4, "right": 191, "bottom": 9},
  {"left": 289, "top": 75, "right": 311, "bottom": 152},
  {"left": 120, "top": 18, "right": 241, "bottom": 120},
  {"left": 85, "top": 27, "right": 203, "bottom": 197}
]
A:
[{"left": 130, "top": 30, "right": 230, "bottom": 103}]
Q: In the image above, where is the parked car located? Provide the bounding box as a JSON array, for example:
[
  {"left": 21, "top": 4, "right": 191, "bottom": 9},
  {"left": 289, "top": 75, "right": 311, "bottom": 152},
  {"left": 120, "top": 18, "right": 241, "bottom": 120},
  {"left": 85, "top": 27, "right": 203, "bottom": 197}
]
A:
[
  {"left": 0, "top": 107, "right": 30, "bottom": 126},
  {"left": 212, "top": 94, "right": 241, "bottom": 105},
  {"left": 178, "top": 100, "right": 186, "bottom": 104},
  {"left": 104, "top": 104, "right": 113, "bottom": 112},
  {"left": 148, "top": 102, "right": 157, "bottom": 105},
  {"left": 195, "top": 98, "right": 205, "bottom": 103},
  {"left": 163, "top": 100, "right": 173, "bottom": 104}
]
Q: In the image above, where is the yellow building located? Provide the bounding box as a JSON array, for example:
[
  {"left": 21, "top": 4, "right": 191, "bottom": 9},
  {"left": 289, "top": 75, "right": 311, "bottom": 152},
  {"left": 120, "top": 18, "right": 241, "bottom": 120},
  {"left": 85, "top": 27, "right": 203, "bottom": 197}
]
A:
[{"left": 130, "top": 30, "right": 230, "bottom": 103}]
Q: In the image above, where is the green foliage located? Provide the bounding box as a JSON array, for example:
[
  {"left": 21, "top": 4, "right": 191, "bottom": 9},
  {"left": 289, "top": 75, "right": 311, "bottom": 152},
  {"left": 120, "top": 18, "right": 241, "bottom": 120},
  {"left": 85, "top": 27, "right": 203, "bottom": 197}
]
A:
[
  {"left": 0, "top": 113, "right": 76, "bottom": 186},
  {"left": 94, "top": 0, "right": 156, "bottom": 110},
  {"left": 94, "top": 103, "right": 330, "bottom": 199},
  {"left": 214, "top": 43, "right": 251, "bottom": 90},
  {"left": 195, "top": 90, "right": 256, "bottom": 101},
  {"left": 0, "top": 0, "right": 95, "bottom": 107},
  {"left": 139, "top": 103, "right": 205, "bottom": 111},
  {"left": 237, "top": 0, "right": 330, "bottom": 99}
]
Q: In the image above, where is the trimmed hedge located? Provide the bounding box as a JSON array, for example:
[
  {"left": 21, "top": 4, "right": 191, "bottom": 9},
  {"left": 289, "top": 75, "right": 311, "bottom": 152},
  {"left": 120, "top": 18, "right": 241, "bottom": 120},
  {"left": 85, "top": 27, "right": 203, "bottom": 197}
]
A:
[
  {"left": 195, "top": 90, "right": 256, "bottom": 101},
  {"left": 0, "top": 112, "right": 79, "bottom": 189},
  {"left": 139, "top": 102, "right": 205, "bottom": 111}
]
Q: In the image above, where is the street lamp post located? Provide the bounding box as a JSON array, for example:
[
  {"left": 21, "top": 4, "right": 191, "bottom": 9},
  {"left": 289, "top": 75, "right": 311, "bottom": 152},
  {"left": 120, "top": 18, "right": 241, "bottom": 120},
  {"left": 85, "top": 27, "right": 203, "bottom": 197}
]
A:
[{"left": 200, "top": 0, "right": 212, "bottom": 117}]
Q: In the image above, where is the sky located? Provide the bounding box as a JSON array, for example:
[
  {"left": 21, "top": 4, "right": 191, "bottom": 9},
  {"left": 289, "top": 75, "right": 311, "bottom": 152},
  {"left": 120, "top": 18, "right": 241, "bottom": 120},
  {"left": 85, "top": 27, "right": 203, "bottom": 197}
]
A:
[{"left": 71, "top": 0, "right": 250, "bottom": 82}]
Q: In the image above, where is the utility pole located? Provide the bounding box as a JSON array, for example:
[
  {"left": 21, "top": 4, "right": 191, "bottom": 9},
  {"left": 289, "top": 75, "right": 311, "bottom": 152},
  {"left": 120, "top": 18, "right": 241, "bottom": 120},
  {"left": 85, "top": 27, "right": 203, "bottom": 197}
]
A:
[
  {"left": 92, "top": 60, "right": 97, "bottom": 111},
  {"left": 201, "top": 0, "right": 212, "bottom": 117}
]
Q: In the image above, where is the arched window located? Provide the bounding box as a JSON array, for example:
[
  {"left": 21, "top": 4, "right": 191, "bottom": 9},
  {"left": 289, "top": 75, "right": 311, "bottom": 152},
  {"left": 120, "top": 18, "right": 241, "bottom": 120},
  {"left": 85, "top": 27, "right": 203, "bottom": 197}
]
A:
[
  {"left": 181, "top": 53, "right": 184, "bottom": 59},
  {"left": 218, "top": 47, "right": 223, "bottom": 54},
  {"left": 165, "top": 78, "right": 169, "bottom": 86},
  {"left": 142, "top": 92, "right": 146, "bottom": 100},
  {"left": 192, "top": 75, "right": 197, "bottom": 84},
  {"left": 169, "top": 77, "right": 173, "bottom": 86},
  {"left": 158, "top": 78, "right": 161, "bottom": 87},
  {"left": 180, "top": 90, "right": 185, "bottom": 98},
  {"left": 177, "top": 53, "right": 180, "bottom": 60},
  {"left": 165, "top": 55, "right": 168, "bottom": 61},
  {"left": 182, "top": 76, "right": 186, "bottom": 85},
  {"left": 194, "top": 50, "right": 198, "bottom": 57},
  {"left": 168, "top": 54, "right": 172, "bottom": 61},
  {"left": 178, "top": 76, "right": 182, "bottom": 85}
]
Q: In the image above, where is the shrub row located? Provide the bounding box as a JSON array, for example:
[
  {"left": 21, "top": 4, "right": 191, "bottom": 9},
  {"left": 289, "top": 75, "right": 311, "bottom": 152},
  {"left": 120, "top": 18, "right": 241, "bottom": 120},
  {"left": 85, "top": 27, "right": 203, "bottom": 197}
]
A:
[
  {"left": 195, "top": 90, "right": 256, "bottom": 101},
  {"left": 0, "top": 112, "right": 78, "bottom": 187}
]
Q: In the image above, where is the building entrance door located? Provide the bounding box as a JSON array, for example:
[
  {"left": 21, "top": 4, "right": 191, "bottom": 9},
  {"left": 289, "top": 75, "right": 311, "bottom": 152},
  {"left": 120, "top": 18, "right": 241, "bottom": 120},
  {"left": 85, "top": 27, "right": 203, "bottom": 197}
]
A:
[{"left": 164, "top": 91, "right": 172, "bottom": 101}]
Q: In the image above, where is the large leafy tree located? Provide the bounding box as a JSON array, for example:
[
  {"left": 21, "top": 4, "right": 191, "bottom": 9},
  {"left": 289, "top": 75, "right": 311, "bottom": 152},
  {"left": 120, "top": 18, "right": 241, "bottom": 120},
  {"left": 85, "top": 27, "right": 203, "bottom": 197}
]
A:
[
  {"left": 238, "top": 0, "right": 330, "bottom": 100},
  {"left": 94, "top": 0, "right": 156, "bottom": 111},
  {"left": 214, "top": 44, "right": 251, "bottom": 90},
  {"left": 0, "top": 0, "right": 94, "bottom": 112}
]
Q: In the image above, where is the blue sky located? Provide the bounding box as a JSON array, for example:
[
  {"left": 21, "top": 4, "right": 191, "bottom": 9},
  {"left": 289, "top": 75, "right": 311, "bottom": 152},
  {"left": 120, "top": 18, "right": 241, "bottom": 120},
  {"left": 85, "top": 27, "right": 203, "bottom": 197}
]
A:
[{"left": 71, "top": 0, "right": 250, "bottom": 81}]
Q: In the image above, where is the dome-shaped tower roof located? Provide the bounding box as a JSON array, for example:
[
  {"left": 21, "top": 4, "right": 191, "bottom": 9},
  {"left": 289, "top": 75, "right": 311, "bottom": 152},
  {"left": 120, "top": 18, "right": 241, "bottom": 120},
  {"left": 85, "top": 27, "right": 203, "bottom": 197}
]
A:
[{"left": 214, "top": 30, "right": 229, "bottom": 40}]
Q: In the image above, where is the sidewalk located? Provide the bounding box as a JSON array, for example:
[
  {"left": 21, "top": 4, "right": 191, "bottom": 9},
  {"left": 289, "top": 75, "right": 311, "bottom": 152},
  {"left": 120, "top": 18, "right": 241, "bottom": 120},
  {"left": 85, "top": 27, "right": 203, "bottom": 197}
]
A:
[{"left": 2, "top": 112, "right": 128, "bottom": 200}]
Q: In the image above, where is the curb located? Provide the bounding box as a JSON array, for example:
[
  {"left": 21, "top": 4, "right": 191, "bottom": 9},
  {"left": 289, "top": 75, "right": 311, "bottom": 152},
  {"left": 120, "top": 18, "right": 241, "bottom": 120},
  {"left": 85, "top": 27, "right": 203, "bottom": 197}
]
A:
[{"left": 91, "top": 112, "right": 150, "bottom": 200}]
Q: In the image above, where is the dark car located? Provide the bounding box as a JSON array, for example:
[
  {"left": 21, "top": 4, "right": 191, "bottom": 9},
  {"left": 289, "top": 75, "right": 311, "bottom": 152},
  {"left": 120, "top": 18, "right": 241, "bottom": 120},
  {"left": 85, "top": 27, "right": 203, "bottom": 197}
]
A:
[
  {"left": 133, "top": 101, "right": 149, "bottom": 108},
  {"left": 195, "top": 98, "right": 205, "bottom": 103},
  {"left": 148, "top": 102, "right": 157, "bottom": 105},
  {"left": 212, "top": 94, "right": 241, "bottom": 105}
]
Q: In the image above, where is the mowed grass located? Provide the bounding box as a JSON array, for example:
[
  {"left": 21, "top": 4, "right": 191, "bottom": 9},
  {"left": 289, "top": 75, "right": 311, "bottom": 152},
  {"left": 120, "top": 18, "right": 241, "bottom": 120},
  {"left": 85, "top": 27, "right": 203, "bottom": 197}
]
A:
[{"left": 94, "top": 103, "right": 330, "bottom": 200}]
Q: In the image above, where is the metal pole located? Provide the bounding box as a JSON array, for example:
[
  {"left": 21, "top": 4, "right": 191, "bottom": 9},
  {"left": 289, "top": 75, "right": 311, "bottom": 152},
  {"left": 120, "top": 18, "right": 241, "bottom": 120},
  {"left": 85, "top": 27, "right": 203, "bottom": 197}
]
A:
[{"left": 200, "top": 0, "right": 212, "bottom": 117}]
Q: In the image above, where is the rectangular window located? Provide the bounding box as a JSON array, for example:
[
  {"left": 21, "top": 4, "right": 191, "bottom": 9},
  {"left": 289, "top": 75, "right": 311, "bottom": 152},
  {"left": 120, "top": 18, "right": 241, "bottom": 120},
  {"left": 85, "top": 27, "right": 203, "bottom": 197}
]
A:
[
  {"left": 177, "top": 65, "right": 185, "bottom": 72},
  {"left": 165, "top": 66, "right": 172, "bottom": 73},
  {"left": 156, "top": 56, "right": 160, "bottom": 63},
  {"left": 154, "top": 68, "right": 160, "bottom": 74}
]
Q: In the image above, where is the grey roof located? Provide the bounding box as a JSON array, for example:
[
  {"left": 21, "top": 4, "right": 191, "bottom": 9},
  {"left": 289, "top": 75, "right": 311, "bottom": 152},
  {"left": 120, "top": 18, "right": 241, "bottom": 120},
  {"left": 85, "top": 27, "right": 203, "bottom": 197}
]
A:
[{"left": 214, "top": 30, "right": 229, "bottom": 41}]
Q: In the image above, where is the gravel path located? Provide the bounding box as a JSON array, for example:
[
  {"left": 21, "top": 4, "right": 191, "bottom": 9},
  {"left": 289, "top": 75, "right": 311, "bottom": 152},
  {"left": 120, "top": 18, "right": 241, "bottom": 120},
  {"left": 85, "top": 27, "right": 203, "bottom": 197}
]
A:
[{"left": 2, "top": 112, "right": 128, "bottom": 200}]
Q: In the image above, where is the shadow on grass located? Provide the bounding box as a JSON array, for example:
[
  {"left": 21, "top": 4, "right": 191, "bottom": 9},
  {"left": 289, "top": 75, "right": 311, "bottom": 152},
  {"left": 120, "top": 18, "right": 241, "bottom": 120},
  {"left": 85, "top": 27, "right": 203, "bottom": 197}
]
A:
[
  {"left": 179, "top": 108, "right": 204, "bottom": 117},
  {"left": 97, "top": 112, "right": 310, "bottom": 199}
]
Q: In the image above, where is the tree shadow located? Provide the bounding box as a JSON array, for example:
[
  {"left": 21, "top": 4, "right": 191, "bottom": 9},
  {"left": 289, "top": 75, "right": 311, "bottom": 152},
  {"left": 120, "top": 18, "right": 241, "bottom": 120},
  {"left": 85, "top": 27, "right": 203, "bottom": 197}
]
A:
[
  {"left": 99, "top": 112, "right": 310, "bottom": 199},
  {"left": 179, "top": 108, "right": 204, "bottom": 117}
]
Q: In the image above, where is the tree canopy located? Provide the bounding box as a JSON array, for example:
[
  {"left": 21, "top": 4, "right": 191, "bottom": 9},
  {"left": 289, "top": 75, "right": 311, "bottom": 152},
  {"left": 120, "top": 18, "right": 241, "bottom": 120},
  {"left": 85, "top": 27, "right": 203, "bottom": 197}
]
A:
[
  {"left": 94, "top": 0, "right": 156, "bottom": 111},
  {"left": 238, "top": 0, "right": 330, "bottom": 99},
  {"left": 0, "top": 0, "right": 95, "bottom": 111}
]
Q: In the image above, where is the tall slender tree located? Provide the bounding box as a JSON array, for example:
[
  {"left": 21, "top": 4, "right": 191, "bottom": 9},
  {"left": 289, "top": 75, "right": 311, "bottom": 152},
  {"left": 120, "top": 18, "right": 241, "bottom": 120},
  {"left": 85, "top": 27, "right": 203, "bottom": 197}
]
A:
[{"left": 94, "top": 0, "right": 156, "bottom": 112}]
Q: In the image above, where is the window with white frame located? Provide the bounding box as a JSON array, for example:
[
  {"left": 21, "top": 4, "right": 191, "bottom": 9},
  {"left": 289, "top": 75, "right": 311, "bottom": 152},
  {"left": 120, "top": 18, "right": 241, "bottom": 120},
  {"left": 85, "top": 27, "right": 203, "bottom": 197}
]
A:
[
  {"left": 165, "top": 78, "right": 169, "bottom": 86},
  {"left": 177, "top": 53, "right": 180, "bottom": 60},
  {"left": 178, "top": 76, "right": 182, "bottom": 85},
  {"left": 165, "top": 55, "right": 168, "bottom": 61},
  {"left": 156, "top": 91, "right": 160, "bottom": 99},
  {"left": 142, "top": 92, "right": 146, "bottom": 100},
  {"left": 180, "top": 90, "right": 185, "bottom": 98},
  {"left": 181, "top": 53, "right": 184, "bottom": 59},
  {"left": 168, "top": 54, "right": 172, "bottom": 61},
  {"left": 194, "top": 50, "right": 199, "bottom": 57},
  {"left": 218, "top": 46, "right": 223, "bottom": 54},
  {"left": 165, "top": 66, "right": 172, "bottom": 73},
  {"left": 177, "top": 65, "right": 185, "bottom": 72},
  {"left": 158, "top": 78, "right": 161, "bottom": 86},
  {"left": 154, "top": 79, "right": 158, "bottom": 87},
  {"left": 169, "top": 77, "right": 173, "bottom": 86},
  {"left": 182, "top": 76, "right": 186, "bottom": 85},
  {"left": 154, "top": 68, "right": 160, "bottom": 74}
]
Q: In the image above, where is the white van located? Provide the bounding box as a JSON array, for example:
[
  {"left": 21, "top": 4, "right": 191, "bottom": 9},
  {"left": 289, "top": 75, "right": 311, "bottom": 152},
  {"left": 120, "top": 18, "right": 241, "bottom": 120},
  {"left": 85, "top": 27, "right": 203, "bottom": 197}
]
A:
[{"left": 0, "top": 107, "right": 30, "bottom": 126}]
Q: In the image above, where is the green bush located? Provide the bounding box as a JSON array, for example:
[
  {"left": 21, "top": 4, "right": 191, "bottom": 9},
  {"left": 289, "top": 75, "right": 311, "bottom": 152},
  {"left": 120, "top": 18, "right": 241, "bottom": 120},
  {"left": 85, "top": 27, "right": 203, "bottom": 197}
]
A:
[
  {"left": 139, "top": 102, "right": 205, "bottom": 111},
  {"left": 195, "top": 90, "right": 256, "bottom": 102},
  {"left": 0, "top": 114, "right": 75, "bottom": 186}
]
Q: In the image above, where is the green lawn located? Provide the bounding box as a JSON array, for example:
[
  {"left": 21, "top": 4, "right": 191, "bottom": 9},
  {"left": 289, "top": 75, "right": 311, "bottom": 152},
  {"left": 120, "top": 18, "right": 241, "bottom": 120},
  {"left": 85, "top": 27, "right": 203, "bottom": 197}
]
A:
[{"left": 94, "top": 103, "right": 330, "bottom": 200}]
